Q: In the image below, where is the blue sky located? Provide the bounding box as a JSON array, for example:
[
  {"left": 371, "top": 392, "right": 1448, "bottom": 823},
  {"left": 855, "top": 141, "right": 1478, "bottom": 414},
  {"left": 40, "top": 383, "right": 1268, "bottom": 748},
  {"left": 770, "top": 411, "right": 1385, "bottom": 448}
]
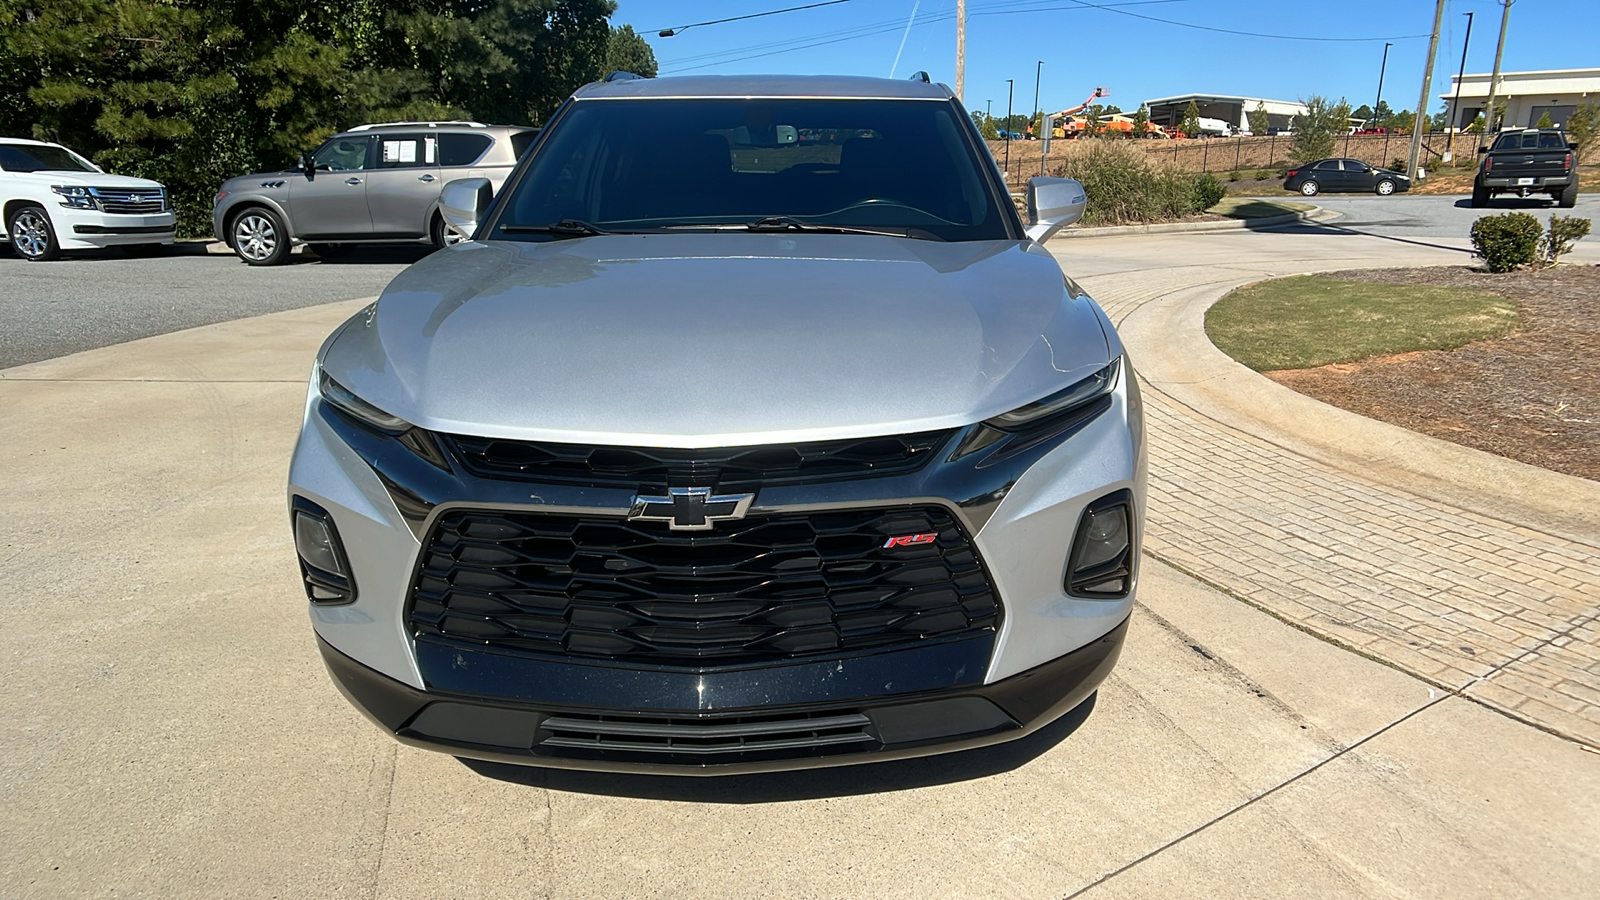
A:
[{"left": 614, "top": 0, "right": 1596, "bottom": 117}]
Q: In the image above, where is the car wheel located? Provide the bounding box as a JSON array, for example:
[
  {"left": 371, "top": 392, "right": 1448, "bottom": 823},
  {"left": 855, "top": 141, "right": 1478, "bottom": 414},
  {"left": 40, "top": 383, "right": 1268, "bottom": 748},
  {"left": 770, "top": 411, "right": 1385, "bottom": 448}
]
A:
[
  {"left": 1375, "top": 179, "right": 1396, "bottom": 196},
  {"left": 1299, "top": 180, "right": 1319, "bottom": 196},
  {"left": 1470, "top": 182, "right": 1489, "bottom": 208},
  {"left": 431, "top": 213, "right": 468, "bottom": 250},
  {"left": 8, "top": 205, "right": 60, "bottom": 261},
  {"left": 230, "top": 207, "right": 290, "bottom": 266},
  {"left": 1556, "top": 181, "right": 1578, "bottom": 209},
  {"left": 308, "top": 243, "right": 354, "bottom": 259}
]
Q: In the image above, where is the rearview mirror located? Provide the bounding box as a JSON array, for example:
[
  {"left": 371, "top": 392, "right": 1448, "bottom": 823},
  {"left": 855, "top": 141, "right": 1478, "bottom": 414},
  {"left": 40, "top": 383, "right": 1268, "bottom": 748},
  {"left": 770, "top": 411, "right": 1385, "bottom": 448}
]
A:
[
  {"left": 439, "top": 177, "right": 493, "bottom": 242},
  {"left": 296, "top": 155, "right": 312, "bottom": 175},
  {"left": 1024, "top": 177, "right": 1087, "bottom": 243}
]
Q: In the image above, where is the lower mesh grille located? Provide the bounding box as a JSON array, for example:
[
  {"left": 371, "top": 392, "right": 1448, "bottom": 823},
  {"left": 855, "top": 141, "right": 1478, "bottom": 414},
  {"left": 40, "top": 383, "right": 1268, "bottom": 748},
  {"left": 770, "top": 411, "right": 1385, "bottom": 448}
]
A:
[
  {"left": 409, "top": 505, "right": 999, "bottom": 667},
  {"left": 538, "top": 710, "right": 876, "bottom": 759}
]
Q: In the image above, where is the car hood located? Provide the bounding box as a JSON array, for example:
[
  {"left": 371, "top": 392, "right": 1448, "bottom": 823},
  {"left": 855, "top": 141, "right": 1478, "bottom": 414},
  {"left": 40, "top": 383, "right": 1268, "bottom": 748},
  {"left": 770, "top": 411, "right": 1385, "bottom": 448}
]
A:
[
  {"left": 15, "top": 171, "right": 164, "bottom": 189},
  {"left": 320, "top": 234, "right": 1112, "bottom": 447}
]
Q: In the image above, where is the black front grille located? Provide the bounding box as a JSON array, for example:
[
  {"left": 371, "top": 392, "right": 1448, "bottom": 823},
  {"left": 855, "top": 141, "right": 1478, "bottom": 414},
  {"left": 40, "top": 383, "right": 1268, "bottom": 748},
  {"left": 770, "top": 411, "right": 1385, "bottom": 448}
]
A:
[
  {"left": 444, "top": 431, "right": 952, "bottom": 488},
  {"left": 93, "top": 188, "right": 165, "bottom": 214},
  {"left": 537, "top": 710, "right": 876, "bottom": 763},
  {"left": 409, "top": 505, "right": 999, "bottom": 667}
]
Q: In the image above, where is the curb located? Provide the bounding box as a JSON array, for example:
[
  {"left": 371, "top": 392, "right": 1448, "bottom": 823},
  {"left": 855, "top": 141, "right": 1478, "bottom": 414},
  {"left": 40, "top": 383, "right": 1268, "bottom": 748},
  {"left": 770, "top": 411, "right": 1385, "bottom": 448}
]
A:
[{"left": 1057, "top": 206, "right": 1339, "bottom": 238}]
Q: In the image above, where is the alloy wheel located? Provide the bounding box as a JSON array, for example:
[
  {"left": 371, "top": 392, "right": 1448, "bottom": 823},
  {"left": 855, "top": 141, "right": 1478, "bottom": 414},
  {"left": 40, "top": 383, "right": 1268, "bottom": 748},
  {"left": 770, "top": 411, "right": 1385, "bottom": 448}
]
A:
[
  {"left": 234, "top": 213, "right": 278, "bottom": 261},
  {"left": 11, "top": 209, "right": 50, "bottom": 259}
]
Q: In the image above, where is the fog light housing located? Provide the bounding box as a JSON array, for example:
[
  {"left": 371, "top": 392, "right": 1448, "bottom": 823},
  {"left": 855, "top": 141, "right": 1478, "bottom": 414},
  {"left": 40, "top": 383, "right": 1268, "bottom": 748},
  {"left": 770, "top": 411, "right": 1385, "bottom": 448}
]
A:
[
  {"left": 292, "top": 496, "right": 356, "bottom": 604},
  {"left": 1066, "top": 489, "right": 1135, "bottom": 598}
]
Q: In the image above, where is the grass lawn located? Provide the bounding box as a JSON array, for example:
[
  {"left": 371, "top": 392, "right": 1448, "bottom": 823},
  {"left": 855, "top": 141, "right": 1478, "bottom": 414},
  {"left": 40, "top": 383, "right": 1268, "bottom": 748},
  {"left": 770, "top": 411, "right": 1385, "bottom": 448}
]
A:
[
  {"left": 1206, "top": 275, "right": 1519, "bottom": 371},
  {"left": 1208, "top": 197, "right": 1313, "bottom": 218}
]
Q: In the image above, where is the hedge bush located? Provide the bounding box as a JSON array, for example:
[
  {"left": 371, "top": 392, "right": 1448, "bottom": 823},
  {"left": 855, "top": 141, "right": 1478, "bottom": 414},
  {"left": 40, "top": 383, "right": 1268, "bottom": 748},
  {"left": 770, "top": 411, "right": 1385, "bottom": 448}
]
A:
[
  {"left": 1192, "top": 173, "right": 1227, "bottom": 210},
  {"left": 1051, "top": 139, "right": 1225, "bottom": 226},
  {"left": 1469, "top": 212, "right": 1543, "bottom": 272},
  {"left": 1542, "top": 214, "right": 1592, "bottom": 267}
]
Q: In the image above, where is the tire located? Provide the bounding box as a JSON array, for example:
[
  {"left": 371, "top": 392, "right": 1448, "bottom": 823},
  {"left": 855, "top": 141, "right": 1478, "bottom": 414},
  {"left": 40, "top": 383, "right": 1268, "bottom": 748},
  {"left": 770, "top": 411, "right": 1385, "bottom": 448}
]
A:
[
  {"left": 1375, "top": 179, "right": 1396, "bottom": 196},
  {"left": 1556, "top": 180, "right": 1578, "bottom": 209},
  {"left": 308, "top": 242, "right": 354, "bottom": 259},
  {"left": 431, "top": 213, "right": 468, "bottom": 250},
  {"left": 229, "top": 207, "right": 290, "bottom": 266},
  {"left": 1470, "top": 181, "right": 1489, "bottom": 208},
  {"left": 1299, "top": 180, "right": 1319, "bottom": 196},
  {"left": 8, "top": 205, "right": 60, "bottom": 261}
]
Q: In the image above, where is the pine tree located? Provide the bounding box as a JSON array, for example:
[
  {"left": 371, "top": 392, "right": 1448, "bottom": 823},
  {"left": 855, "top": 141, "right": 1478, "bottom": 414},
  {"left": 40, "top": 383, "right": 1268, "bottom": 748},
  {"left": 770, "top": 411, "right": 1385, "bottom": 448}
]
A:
[
  {"left": 1180, "top": 100, "right": 1201, "bottom": 138},
  {"left": 1130, "top": 104, "right": 1150, "bottom": 139},
  {"left": 1247, "top": 102, "right": 1269, "bottom": 136},
  {"left": 1536, "top": 110, "right": 1554, "bottom": 128}
]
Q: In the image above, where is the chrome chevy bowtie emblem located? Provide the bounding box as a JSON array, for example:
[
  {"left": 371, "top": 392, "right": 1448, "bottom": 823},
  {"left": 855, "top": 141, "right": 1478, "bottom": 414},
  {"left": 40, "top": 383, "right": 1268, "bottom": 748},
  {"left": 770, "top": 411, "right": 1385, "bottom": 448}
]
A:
[{"left": 628, "top": 487, "right": 754, "bottom": 531}]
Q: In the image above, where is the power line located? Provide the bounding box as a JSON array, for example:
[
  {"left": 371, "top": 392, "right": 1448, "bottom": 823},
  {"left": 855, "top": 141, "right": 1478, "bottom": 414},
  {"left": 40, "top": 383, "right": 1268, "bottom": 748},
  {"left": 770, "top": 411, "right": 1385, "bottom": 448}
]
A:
[
  {"left": 1056, "top": 0, "right": 1431, "bottom": 42},
  {"left": 648, "top": 0, "right": 857, "bottom": 38},
  {"left": 659, "top": 0, "right": 1190, "bottom": 72}
]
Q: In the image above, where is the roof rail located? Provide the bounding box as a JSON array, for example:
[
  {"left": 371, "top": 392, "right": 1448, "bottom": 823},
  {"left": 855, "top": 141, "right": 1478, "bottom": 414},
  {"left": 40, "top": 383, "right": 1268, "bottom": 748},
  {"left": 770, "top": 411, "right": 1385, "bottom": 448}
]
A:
[
  {"left": 604, "top": 71, "right": 643, "bottom": 82},
  {"left": 346, "top": 121, "right": 488, "bottom": 131},
  {"left": 907, "top": 71, "right": 931, "bottom": 83}
]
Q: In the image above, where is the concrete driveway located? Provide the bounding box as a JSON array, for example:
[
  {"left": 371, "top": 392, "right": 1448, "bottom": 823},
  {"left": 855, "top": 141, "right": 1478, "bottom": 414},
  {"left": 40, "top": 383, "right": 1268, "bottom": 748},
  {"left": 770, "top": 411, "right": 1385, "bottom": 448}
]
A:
[{"left": 2, "top": 222, "right": 1597, "bottom": 898}]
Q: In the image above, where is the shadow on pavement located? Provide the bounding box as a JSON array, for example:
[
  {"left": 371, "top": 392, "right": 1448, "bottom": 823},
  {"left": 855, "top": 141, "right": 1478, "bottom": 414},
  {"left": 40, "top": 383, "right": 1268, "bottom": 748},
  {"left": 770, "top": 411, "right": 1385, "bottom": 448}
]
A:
[
  {"left": 460, "top": 692, "right": 1098, "bottom": 802},
  {"left": 1450, "top": 197, "right": 1562, "bottom": 210},
  {"left": 1252, "top": 216, "right": 1477, "bottom": 255}
]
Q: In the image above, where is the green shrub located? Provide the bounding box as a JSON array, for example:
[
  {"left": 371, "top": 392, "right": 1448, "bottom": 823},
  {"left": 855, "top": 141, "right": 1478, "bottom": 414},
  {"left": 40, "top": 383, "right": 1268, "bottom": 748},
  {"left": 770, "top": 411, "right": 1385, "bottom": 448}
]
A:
[
  {"left": 1193, "top": 173, "right": 1227, "bottom": 209},
  {"left": 1226, "top": 169, "right": 1242, "bottom": 181},
  {"left": 1252, "top": 168, "right": 1274, "bottom": 181},
  {"left": 1389, "top": 158, "right": 1407, "bottom": 173},
  {"left": 1470, "top": 212, "right": 1544, "bottom": 272},
  {"left": 1541, "top": 214, "right": 1592, "bottom": 267},
  {"left": 1052, "top": 139, "right": 1217, "bottom": 225}
]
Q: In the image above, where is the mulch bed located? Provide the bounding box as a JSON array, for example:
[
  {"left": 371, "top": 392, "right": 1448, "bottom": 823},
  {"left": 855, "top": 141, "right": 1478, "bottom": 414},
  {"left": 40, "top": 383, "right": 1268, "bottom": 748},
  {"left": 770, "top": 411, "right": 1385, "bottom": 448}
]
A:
[{"left": 1265, "top": 265, "right": 1600, "bottom": 482}]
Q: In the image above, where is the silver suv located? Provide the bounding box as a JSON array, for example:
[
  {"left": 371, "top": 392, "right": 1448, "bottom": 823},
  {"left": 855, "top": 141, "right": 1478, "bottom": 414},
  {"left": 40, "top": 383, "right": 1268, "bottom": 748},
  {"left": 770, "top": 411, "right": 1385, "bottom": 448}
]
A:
[
  {"left": 212, "top": 121, "right": 537, "bottom": 265},
  {"left": 292, "top": 74, "right": 1141, "bottom": 774}
]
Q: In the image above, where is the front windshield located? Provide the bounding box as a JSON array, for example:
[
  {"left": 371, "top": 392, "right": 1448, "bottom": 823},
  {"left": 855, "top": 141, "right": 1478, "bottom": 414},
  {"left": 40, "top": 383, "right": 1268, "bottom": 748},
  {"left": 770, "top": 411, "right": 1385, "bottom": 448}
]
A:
[
  {"left": 0, "top": 143, "right": 96, "bottom": 173},
  {"left": 496, "top": 98, "right": 1011, "bottom": 242}
]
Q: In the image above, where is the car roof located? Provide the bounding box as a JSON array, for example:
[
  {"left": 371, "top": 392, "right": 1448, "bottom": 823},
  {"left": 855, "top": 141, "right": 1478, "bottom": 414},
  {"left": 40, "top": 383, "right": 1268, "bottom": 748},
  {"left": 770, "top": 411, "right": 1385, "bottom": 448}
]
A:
[
  {"left": 572, "top": 74, "right": 954, "bottom": 102},
  {"left": 332, "top": 122, "right": 535, "bottom": 137},
  {"left": 0, "top": 137, "right": 61, "bottom": 147}
]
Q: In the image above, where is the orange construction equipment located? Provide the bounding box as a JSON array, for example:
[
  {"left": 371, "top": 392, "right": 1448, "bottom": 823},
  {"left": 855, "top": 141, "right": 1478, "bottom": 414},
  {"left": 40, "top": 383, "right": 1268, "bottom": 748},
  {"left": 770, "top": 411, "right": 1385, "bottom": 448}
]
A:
[{"left": 1049, "top": 87, "right": 1107, "bottom": 139}]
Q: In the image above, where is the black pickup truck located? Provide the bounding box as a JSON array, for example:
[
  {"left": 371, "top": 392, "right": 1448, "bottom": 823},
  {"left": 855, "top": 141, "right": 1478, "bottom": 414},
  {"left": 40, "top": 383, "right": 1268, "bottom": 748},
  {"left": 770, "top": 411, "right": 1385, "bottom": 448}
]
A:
[{"left": 1472, "top": 128, "right": 1579, "bottom": 208}]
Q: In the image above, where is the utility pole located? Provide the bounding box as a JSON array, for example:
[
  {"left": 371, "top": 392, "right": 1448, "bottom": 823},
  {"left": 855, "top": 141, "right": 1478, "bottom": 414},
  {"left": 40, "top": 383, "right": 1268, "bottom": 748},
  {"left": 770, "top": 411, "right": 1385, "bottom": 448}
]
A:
[
  {"left": 1481, "top": 0, "right": 1513, "bottom": 147},
  {"left": 1032, "top": 60, "right": 1043, "bottom": 141},
  {"left": 1005, "top": 79, "right": 1014, "bottom": 182},
  {"left": 955, "top": 0, "right": 965, "bottom": 102},
  {"left": 1444, "top": 11, "right": 1473, "bottom": 160},
  {"left": 1374, "top": 42, "right": 1391, "bottom": 126},
  {"left": 1406, "top": 0, "right": 1447, "bottom": 183}
]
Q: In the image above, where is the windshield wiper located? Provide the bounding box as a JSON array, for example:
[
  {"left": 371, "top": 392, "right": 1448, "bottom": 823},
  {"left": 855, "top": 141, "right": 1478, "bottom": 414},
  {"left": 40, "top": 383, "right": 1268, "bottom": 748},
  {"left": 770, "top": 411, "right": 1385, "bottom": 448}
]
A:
[
  {"left": 499, "top": 219, "right": 609, "bottom": 237},
  {"left": 745, "top": 216, "right": 944, "bottom": 241}
]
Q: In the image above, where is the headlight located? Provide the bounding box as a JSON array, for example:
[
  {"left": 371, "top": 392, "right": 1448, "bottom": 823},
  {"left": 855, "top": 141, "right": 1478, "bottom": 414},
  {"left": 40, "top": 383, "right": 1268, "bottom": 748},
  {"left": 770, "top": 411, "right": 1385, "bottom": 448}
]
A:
[
  {"left": 985, "top": 358, "right": 1120, "bottom": 430},
  {"left": 319, "top": 369, "right": 411, "bottom": 433},
  {"left": 51, "top": 185, "right": 97, "bottom": 210}
]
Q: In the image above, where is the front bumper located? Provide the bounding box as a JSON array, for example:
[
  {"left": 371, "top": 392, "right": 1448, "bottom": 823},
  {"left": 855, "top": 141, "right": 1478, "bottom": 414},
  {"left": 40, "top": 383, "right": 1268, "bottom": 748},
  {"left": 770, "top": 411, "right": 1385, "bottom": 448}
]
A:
[
  {"left": 55, "top": 210, "right": 175, "bottom": 249},
  {"left": 320, "top": 615, "right": 1127, "bottom": 774}
]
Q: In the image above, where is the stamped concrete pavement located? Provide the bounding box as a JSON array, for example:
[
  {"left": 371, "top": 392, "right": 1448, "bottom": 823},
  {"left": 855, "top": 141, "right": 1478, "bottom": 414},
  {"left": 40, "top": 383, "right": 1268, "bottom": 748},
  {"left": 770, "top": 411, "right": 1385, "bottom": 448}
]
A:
[{"left": 1, "top": 224, "right": 1597, "bottom": 897}]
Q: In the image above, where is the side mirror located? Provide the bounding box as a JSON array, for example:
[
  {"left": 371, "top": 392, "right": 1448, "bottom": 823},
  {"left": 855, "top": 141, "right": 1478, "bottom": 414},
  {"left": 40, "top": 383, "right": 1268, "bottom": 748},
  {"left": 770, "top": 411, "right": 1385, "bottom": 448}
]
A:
[
  {"left": 1477, "top": 146, "right": 1489, "bottom": 155},
  {"left": 439, "top": 177, "right": 493, "bottom": 242},
  {"left": 1024, "top": 176, "right": 1087, "bottom": 243},
  {"left": 296, "top": 155, "right": 313, "bottom": 174}
]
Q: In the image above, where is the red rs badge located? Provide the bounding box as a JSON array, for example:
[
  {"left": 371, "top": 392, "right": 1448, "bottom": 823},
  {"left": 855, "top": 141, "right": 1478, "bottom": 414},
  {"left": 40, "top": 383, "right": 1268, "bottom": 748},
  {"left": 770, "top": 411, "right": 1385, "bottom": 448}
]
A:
[{"left": 883, "top": 533, "right": 938, "bottom": 549}]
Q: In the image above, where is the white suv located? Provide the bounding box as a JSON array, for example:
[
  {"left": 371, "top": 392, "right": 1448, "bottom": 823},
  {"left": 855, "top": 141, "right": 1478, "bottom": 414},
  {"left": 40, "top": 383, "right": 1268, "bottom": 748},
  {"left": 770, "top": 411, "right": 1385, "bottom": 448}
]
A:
[{"left": 1, "top": 138, "right": 176, "bottom": 261}]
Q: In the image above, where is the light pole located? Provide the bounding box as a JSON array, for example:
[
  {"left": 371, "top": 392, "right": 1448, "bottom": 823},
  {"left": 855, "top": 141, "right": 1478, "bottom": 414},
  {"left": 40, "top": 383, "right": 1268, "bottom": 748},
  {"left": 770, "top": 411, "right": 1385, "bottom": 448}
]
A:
[
  {"left": 1445, "top": 11, "right": 1474, "bottom": 159},
  {"left": 1005, "top": 79, "right": 1014, "bottom": 181},
  {"left": 1032, "top": 60, "right": 1043, "bottom": 140},
  {"left": 1373, "top": 42, "right": 1392, "bottom": 127}
]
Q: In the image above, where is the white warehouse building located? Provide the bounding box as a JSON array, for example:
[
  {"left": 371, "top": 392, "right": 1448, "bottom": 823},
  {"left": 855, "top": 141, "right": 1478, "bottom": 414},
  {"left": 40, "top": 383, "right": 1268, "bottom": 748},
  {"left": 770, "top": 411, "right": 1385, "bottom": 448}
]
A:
[
  {"left": 1142, "top": 95, "right": 1308, "bottom": 133},
  {"left": 1441, "top": 67, "right": 1600, "bottom": 130}
]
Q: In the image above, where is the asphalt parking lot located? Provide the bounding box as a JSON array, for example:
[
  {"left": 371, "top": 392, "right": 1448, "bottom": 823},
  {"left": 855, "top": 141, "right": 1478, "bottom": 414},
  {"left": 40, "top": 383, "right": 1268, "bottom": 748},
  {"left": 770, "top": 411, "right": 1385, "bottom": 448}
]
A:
[
  {"left": 1269, "top": 191, "right": 1600, "bottom": 242},
  {"left": 0, "top": 244, "right": 424, "bottom": 369}
]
